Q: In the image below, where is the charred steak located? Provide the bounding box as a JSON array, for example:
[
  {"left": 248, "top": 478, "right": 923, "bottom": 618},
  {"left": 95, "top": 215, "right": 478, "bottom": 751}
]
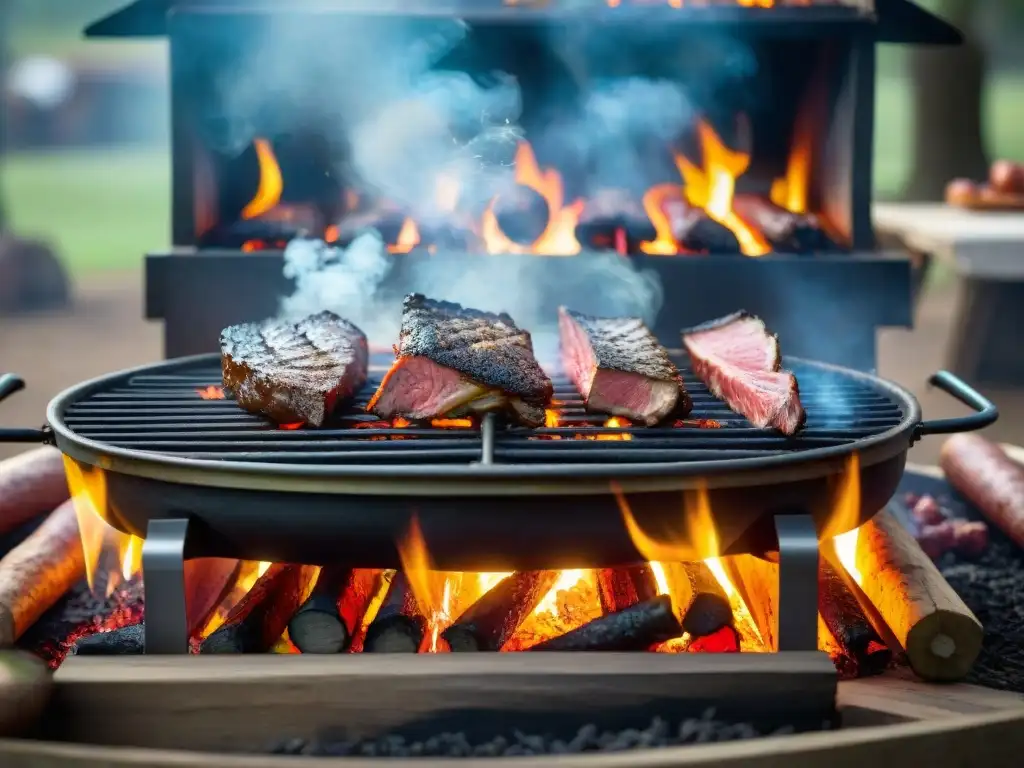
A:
[
  {"left": 682, "top": 312, "right": 806, "bottom": 435},
  {"left": 368, "top": 294, "right": 553, "bottom": 427},
  {"left": 559, "top": 307, "right": 691, "bottom": 425},
  {"left": 221, "top": 311, "right": 368, "bottom": 427}
]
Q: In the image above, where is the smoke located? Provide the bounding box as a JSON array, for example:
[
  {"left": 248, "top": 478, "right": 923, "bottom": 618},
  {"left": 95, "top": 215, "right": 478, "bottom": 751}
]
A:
[{"left": 280, "top": 235, "right": 663, "bottom": 353}]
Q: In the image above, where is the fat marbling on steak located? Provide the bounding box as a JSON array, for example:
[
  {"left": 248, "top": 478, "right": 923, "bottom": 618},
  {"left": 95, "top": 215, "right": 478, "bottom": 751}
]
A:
[
  {"left": 221, "top": 311, "right": 368, "bottom": 427},
  {"left": 558, "top": 307, "right": 691, "bottom": 425},
  {"left": 682, "top": 311, "right": 806, "bottom": 435},
  {"left": 367, "top": 294, "right": 553, "bottom": 427}
]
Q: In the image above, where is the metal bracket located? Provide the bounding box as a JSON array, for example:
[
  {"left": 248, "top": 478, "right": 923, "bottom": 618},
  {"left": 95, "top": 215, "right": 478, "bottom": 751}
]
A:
[
  {"left": 774, "top": 514, "right": 819, "bottom": 652},
  {"left": 142, "top": 518, "right": 191, "bottom": 654}
]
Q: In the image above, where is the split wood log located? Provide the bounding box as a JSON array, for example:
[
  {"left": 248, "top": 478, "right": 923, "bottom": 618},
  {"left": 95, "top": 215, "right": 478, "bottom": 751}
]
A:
[
  {"left": 185, "top": 559, "right": 240, "bottom": 639},
  {"left": 733, "top": 195, "right": 840, "bottom": 253},
  {"left": 575, "top": 189, "right": 656, "bottom": 249},
  {"left": 662, "top": 561, "right": 735, "bottom": 639},
  {"left": 199, "top": 564, "right": 318, "bottom": 654},
  {"left": 0, "top": 499, "right": 84, "bottom": 648},
  {"left": 658, "top": 191, "right": 740, "bottom": 254},
  {"left": 0, "top": 447, "right": 69, "bottom": 536},
  {"left": 817, "top": 560, "right": 892, "bottom": 678},
  {"left": 854, "top": 509, "right": 982, "bottom": 681},
  {"left": 722, "top": 554, "right": 778, "bottom": 651},
  {"left": 0, "top": 650, "right": 51, "bottom": 738},
  {"left": 288, "top": 567, "right": 380, "bottom": 654},
  {"left": 443, "top": 570, "right": 558, "bottom": 652},
  {"left": 940, "top": 433, "right": 1024, "bottom": 550},
  {"left": 363, "top": 572, "right": 427, "bottom": 653},
  {"left": 492, "top": 185, "right": 550, "bottom": 246},
  {"left": 528, "top": 595, "right": 681, "bottom": 651},
  {"left": 596, "top": 565, "right": 659, "bottom": 614}
]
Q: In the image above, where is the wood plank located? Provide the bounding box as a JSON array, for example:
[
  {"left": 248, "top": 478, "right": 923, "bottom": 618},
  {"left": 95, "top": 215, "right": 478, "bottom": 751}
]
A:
[{"left": 45, "top": 653, "right": 836, "bottom": 753}]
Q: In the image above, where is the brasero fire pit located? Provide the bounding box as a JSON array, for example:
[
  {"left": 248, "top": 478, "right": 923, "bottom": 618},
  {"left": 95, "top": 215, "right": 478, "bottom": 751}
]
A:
[{"left": 3, "top": 0, "right": 1023, "bottom": 765}]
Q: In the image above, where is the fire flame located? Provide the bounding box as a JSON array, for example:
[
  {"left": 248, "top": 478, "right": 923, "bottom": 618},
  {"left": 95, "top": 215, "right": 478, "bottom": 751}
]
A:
[
  {"left": 241, "top": 139, "right": 283, "bottom": 220},
  {"left": 829, "top": 453, "right": 862, "bottom": 583},
  {"left": 676, "top": 119, "right": 770, "bottom": 257},
  {"left": 387, "top": 218, "right": 421, "bottom": 254},
  {"left": 640, "top": 184, "right": 686, "bottom": 256},
  {"left": 481, "top": 141, "right": 584, "bottom": 255},
  {"left": 196, "top": 386, "right": 225, "bottom": 400},
  {"left": 396, "top": 514, "right": 460, "bottom": 652}
]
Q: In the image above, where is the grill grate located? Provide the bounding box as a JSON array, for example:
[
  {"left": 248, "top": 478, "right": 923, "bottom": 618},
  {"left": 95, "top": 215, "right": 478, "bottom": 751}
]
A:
[{"left": 61, "top": 354, "right": 906, "bottom": 465}]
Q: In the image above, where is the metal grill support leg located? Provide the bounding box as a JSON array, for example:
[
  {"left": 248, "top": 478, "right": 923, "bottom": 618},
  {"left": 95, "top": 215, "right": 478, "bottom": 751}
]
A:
[
  {"left": 142, "top": 518, "right": 191, "bottom": 654},
  {"left": 775, "top": 514, "right": 819, "bottom": 652}
]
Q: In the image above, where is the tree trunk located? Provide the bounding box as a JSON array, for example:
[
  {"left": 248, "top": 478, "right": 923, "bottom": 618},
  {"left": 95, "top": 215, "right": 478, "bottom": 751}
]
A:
[{"left": 904, "top": 0, "right": 989, "bottom": 201}]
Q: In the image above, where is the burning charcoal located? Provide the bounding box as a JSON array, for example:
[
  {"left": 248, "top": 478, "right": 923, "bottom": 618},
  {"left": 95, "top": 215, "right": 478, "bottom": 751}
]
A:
[
  {"left": 199, "top": 219, "right": 307, "bottom": 250},
  {"left": 658, "top": 561, "right": 734, "bottom": 639},
  {"left": 492, "top": 185, "right": 550, "bottom": 246},
  {"left": 200, "top": 564, "right": 318, "bottom": 654},
  {"left": 576, "top": 189, "right": 656, "bottom": 250},
  {"left": 288, "top": 566, "right": 376, "bottom": 654},
  {"left": 596, "top": 565, "right": 659, "bottom": 614},
  {"left": 733, "top": 195, "right": 842, "bottom": 254},
  {"left": 443, "top": 571, "right": 558, "bottom": 652},
  {"left": 72, "top": 623, "right": 145, "bottom": 656},
  {"left": 528, "top": 595, "right": 681, "bottom": 651},
  {"left": 675, "top": 213, "right": 741, "bottom": 254},
  {"left": 818, "top": 561, "right": 891, "bottom": 677},
  {"left": 363, "top": 572, "right": 426, "bottom": 653}
]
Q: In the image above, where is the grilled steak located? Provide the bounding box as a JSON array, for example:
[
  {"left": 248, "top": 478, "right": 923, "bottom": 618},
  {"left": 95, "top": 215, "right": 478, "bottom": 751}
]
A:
[
  {"left": 221, "top": 312, "right": 368, "bottom": 427},
  {"left": 368, "top": 294, "right": 553, "bottom": 427},
  {"left": 682, "top": 312, "right": 806, "bottom": 435},
  {"left": 559, "top": 307, "right": 691, "bottom": 425}
]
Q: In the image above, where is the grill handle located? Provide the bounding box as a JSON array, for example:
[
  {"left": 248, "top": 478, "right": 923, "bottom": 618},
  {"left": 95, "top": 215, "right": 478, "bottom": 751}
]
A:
[
  {"left": 0, "top": 374, "right": 52, "bottom": 444},
  {"left": 914, "top": 370, "right": 999, "bottom": 438}
]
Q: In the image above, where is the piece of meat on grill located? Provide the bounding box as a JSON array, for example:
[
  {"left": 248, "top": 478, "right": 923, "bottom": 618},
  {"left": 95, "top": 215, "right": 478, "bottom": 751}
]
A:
[
  {"left": 221, "top": 311, "right": 369, "bottom": 427},
  {"left": 558, "top": 307, "right": 691, "bottom": 426},
  {"left": 682, "top": 312, "right": 806, "bottom": 435},
  {"left": 368, "top": 294, "right": 553, "bottom": 427}
]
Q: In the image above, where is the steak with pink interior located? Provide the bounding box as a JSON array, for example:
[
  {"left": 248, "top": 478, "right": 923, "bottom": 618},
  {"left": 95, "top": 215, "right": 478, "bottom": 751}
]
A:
[
  {"left": 682, "top": 312, "right": 806, "bottom": 435},
  {"left": 221, "top": 311, "right": 369, "bottom": 427},
  {"left": 368, "top": 294, "right": 553, "bottom": 427},
  {"left": 559, "top": 308, "right": 691, "bottom": 425}
]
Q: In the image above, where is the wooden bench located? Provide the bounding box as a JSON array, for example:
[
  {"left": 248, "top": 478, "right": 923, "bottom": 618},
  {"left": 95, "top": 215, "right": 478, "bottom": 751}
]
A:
[{"left": 874, "top": 202, "right": 1024, "bottom": 386}]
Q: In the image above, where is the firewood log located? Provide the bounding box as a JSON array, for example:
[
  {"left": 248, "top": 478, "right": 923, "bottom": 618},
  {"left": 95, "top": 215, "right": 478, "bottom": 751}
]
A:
[
  {"left": 817, "top": 560, "right": 892, "bottom": 677},
  {"left": 655, "top": 189, "right": 740, "bottom": 254},
  {"left": 200, "top": 564, "right": 318, "bottom": 654},
  {"left": 528, "top": 595, "right": 681, "bottom": 651},
  {"left": 493, "top": 185, "right": 550, "bottom": 246},
  {"left": 0, "top": 448, "right": 69, "bottom": 536},
  {"left": 854, "top": 510, "right": 982, "bottom": 681},
  {"left": 185, "top": 559, "right": 240, "bottom": 638},
  {"left": 0, "top": 500, "right": 84, "bottom": 648},
  {"left": 721, "top": 555, "right": 778, "bottom": 651},
  {"left": 363, "top": 572, "right": 426, "bottom": 653},
  {"left": 596, "top": 565, "right": 659, "bottom": 614},
  {"left": 443, "top": 570, "right": 558, "bottom": 652},
  {"left": 289, "top": 567, "right": 380, "bottom": 654},
  {"left": 661, "top": 561, "right": 734, "bottom": 639},
  {"left": 72, "top": 623, "right": 144, "bottom": 656},
  {"left": 575, "top": 189, "right": 656, "bottom": 249},
  {"left": 732, "top": 195, "right": 840, "bottom": 254}
]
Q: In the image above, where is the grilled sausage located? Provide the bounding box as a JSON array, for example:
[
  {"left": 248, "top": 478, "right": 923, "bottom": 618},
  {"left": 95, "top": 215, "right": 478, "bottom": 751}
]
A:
[
  {"left": 0, "top": 448, "right": 69, "bottom": 536},
  {"left": 939, "top": 434, "right": 1024, "bottom": 550}
]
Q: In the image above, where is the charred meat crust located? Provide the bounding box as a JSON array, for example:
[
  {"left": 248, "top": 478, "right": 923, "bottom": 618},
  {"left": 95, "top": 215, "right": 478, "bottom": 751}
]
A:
[
  {"left": 221, "top": 311, "right": 368, "bottom": 426},
  {"left": 559, "top": 308, "right": 681, "bottom": 383},
  {"left": 398, "top": 294, "right": 553, "bottom": 406},
  {"left": 679, "top": 310, "right": 781, "bottom": 372}
]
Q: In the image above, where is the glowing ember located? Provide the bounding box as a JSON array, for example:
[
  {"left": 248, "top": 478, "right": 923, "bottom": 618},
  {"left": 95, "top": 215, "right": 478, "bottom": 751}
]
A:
[
  {"left": 676, "top": 118, "right": 771, "bottom": 257},
  {"left": 241, "top": 138, "right": 283, "bottom": 220},
  {"left": 430, "top": 418, "right": 473, "bottom": 428},
  {"left": 544, "top": 409, "right": 560, "bottom": 428},
  {"left": 481, "top": 141, "right": 584, "bottom": 255},
  {"left": 196, "top": 386, "right": 225, "bottom": 400},
  {"left": 392, "top": 417, "right": 411, "bottom": 428},
  {"left": 279, "top": 422, "right": 304, "bottom": 430}
]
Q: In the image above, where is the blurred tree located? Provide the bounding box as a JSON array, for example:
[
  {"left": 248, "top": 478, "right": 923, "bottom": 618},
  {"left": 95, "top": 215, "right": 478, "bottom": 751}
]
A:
[
  {"left": 0, "top": 0, "right": 8, "bottom": 230},
  {"left": 904, "top": 0, "right": 989, "bottom": 200}
]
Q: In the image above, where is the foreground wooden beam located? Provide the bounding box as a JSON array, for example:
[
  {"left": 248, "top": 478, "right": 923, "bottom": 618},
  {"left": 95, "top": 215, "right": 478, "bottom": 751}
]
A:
[{"left": 44, "top": 653, "right": 836, "bottom": 753}]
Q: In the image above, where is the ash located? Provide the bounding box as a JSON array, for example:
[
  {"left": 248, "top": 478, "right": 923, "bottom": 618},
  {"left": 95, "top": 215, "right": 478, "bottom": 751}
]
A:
[{"left": 267, "top": 710, "right": 826, "bottom": 758}]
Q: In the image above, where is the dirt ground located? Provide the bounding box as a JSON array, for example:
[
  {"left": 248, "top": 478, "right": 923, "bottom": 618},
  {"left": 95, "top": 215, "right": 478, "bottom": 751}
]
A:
[{"left": 1, "top": 270, "right": 1021, "bottom": 465}]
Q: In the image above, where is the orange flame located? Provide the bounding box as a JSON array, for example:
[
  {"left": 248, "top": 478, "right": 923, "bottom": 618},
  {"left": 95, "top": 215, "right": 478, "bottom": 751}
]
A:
[
  {"left": 199, "top": 560, "right": 272, "bottom": 639},
  {"left": 639, "top": 183, "right": 683, "bottom": 255},
  {"left": 676, "top": 119, "right": 771, "bottom": 257},
  {"left": 387, "top": 218, "right": 421, "bottom": 254},
  {"left": 241, "top": 138, "right": 284, "bottom": 220},
  {"left": 481, "top": 141, "right": 584, "bottom": 255},
  {"left": 829, "top": 453, "right": 862, "bottom": 583},
  {"left": 396, "top": 514, "right": 459, "bottom": 651},
  {"left": 196, "top": 386, "right": 225, "bottom": 400},
  {"left": 615, "top": 481, "right": 719, "bottom": 562},
  {"left": 430, "top": 418, "right": 473, "bottom": 428}
]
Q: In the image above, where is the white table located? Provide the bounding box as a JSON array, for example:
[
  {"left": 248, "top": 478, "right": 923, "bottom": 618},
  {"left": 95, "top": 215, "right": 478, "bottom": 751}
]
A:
[{"left": 874, "top": 202, "right": 1024, "bottom": 385}]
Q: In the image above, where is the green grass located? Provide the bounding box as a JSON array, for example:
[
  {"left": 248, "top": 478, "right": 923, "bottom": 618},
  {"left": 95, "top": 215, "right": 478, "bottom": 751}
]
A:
[
  {"left": 3, "top": 74, "right": 1023, "bottom": 276},
  {"left": 2, "top": 146, "right": 170, "bottom": 274}
]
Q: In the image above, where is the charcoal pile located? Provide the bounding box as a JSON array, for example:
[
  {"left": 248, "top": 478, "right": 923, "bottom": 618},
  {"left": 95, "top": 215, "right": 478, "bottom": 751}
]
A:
[
  {"left": 266, "top": 709, "right": 826, "bottom": 758},
  {"left": 894, "top": 474, "right": 1024, "bottom": 693}
]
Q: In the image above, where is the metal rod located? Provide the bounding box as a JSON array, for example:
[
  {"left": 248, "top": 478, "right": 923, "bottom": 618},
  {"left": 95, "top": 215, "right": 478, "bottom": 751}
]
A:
[
  {"left": 774, "top": 513, "right": 819, "bottom": 652},
  {"left": 478, "top": 413, "right": 496, "bottom": 466},
  {"left": 142, "top": 518, "right": 192, "bottom": 654}
]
